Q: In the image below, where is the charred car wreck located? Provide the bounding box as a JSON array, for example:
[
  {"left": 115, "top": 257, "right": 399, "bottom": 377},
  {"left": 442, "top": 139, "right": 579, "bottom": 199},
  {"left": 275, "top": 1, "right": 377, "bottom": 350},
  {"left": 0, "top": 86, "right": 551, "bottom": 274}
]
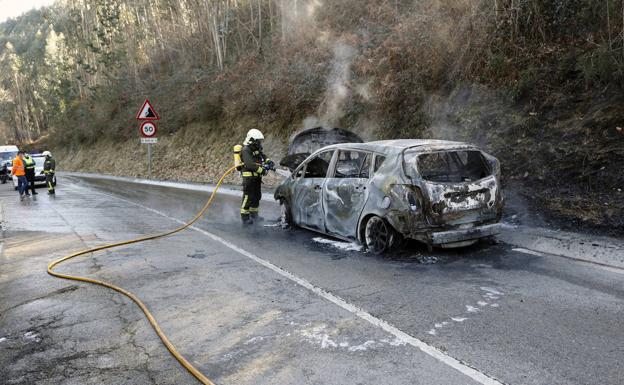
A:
[
  {"left": 280, "top": 127, "right": 363, "bottom": 170},
  {"left": 274, "top": 139, "right": 504, "bottom": 253}
]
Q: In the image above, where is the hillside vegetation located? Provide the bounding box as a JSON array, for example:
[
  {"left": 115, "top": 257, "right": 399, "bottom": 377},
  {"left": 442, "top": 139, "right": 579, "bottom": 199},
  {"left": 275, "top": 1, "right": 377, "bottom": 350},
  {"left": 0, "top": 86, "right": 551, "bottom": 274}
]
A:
[{"left": 0, "top": 0, "right": 623, "bottom": 234}]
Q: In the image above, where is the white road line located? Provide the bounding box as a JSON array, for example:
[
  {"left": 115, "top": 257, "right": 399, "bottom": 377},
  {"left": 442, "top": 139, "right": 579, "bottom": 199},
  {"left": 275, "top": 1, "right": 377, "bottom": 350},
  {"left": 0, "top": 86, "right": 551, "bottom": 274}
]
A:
[
  {"left": 511, "top": 248, "right": 545, "bottom": 257},
  {"left": 513, "top": 247, "right": 624, "bottom": 276},
  {"left": 71, "top": 184, "right": 505, "bottom": 385}
]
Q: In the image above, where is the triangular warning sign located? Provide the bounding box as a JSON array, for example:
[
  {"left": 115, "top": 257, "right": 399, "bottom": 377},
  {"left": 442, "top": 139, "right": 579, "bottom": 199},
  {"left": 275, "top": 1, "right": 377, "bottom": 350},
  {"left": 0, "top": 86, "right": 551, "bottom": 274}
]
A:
[{"left": 136, "top": 99, "right": 160, "bottom": 120}]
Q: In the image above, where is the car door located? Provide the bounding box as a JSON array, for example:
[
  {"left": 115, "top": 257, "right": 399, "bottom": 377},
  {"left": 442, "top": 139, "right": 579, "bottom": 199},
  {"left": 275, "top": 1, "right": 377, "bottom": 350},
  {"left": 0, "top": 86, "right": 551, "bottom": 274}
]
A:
[
  {"left": 292, "top": 150, "right": 335, "bottom": 231},
  {"left": 323, "top": 150, "right": 372, "bottom": 239}
]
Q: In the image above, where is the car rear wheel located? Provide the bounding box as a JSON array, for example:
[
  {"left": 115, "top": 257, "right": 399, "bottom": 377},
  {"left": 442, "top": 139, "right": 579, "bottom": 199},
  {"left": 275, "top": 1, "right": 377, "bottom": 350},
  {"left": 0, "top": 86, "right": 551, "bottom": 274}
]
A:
[{"left": 364, "top": 216, "right": 396, "bottom": 254}]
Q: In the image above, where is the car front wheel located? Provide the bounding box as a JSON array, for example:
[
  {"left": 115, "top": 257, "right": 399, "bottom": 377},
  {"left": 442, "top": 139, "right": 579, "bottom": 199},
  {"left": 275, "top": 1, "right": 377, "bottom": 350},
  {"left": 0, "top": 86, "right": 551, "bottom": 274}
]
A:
[{"left": 364, "top": 216, "right": 396, "bottom": 254}]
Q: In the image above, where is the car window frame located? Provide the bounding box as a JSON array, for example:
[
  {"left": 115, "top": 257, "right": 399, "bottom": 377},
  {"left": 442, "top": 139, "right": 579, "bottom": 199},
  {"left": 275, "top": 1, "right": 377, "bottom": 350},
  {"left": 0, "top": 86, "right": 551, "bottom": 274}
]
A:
[
  {"left": 372, "top": 154, "right": 386, "bottom": 175},
  {"left": 405, "top": 148, "right": 491, "bottom": 183},
  {"left": 329, "top": 149, "right": 373, "bottom": 179},
  {"left": 294, "top": 149, "right": 336, "bottom": 180}
]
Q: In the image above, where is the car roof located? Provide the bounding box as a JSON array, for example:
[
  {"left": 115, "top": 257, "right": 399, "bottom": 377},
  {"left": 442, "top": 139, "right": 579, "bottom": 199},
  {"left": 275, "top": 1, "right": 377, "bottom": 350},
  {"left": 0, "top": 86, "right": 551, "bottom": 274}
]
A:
[
  {"left": 319, "top": 139, "right": 478, "bottom": 155},
  {"left": 0, "top": 145, "right": 19, "bottom": 152}
]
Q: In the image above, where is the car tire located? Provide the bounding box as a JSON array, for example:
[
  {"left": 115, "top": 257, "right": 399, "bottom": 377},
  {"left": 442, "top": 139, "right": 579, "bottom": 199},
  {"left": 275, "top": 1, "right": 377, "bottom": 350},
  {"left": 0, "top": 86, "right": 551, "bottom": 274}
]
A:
[
  {"left": 280, "top": 198, "right": 294, "bottom": 226},
  {"left": 364, "top": 216, "right": 398, "bottom": 254}
]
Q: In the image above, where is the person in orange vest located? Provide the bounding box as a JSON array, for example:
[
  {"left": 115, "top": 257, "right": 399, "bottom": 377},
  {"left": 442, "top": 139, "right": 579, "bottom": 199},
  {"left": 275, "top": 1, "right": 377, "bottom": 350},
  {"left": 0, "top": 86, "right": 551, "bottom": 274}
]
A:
[{"left": 11, "top": 151, "right": 28, "bottom": 200}]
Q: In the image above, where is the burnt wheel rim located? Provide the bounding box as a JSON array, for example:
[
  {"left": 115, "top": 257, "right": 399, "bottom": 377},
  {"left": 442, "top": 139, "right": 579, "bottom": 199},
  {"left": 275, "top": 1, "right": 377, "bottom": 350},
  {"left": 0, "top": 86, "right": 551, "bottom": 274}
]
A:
[{"left": 365, "top": 216, "right": 389, "bottom": 253}]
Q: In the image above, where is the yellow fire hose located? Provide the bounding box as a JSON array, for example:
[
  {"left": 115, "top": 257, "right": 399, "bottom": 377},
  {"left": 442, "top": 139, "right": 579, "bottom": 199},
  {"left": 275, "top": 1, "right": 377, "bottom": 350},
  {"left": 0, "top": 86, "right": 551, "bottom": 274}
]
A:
[{"left": 47, "top": 166, "right": 237, "bottom": 385}]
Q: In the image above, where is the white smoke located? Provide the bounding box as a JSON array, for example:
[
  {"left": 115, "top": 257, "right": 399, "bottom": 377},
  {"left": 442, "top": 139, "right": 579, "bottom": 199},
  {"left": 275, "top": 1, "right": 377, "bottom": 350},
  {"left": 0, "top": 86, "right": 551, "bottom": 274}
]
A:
[
  {"left": 302, "top": 115, "right": 322, "bottom": 130},
  {"left": 318, "top": 41, "right": 356, "bottom": 127},
  {"left": 279, "top": 0, "right": 323, "bottom": 41},
  {"left": 279, "top": 1, "right": 364, "bottom": 134}
]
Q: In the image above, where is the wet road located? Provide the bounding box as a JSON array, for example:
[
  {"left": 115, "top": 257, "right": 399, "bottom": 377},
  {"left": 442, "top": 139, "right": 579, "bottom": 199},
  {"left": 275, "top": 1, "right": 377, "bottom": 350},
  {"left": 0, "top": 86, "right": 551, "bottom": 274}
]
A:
[{"left": 1, "top": 175, "right": 623, "bottom": 385}]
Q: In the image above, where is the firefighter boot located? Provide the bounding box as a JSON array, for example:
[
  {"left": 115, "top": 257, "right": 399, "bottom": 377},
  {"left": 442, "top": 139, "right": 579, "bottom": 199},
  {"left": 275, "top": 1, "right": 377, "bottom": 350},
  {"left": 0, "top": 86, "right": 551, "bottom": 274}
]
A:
[
  {"left": 241, "top": 214, "right": 254, "bottom": 225},
  {"left": 250, "top": 212, "right": 264, "bottom": 222}
]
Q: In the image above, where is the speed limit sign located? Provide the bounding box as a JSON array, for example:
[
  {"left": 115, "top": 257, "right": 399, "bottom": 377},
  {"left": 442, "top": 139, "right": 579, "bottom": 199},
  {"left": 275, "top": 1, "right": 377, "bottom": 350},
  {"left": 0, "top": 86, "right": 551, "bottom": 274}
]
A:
[{"left": 140, "top": 121, "right": 157, "bottom": 138}]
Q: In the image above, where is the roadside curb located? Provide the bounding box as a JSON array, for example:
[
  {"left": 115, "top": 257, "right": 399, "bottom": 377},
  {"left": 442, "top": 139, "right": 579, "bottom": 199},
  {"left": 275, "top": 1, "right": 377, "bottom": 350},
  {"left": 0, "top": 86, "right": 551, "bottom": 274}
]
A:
[{"left": 499, "top": 224, "right": 624, "bottom": 269}]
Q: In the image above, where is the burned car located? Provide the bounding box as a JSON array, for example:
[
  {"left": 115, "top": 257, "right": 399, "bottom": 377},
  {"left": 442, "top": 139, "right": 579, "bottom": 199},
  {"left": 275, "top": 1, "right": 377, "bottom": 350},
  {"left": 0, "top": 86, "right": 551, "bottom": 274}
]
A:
[
  {"left": 274, "top": 139, "right": 503, "bottom": 253},
  {"left": 280, "top": 127, "right": 363, "bottom": 171}
]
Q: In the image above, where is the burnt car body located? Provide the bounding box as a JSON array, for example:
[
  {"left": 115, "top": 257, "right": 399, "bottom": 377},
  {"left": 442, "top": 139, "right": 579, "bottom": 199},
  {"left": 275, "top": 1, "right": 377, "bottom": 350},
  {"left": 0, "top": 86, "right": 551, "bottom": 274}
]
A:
[
  {"left": 280, "top": 127, "right": 363, "bottom": 171},
  {"left": 274, "top": 139, "right": 504, "bottom": 252}
]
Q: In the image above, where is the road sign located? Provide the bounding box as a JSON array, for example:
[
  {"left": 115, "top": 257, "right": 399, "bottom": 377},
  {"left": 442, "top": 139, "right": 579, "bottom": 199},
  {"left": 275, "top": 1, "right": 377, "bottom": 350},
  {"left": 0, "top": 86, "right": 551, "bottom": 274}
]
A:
[
  {"left": 136, "top": 99, "right": 160, "bottom": 120},
  {"left": 140, "top": 121, "right": 157, "bottom": 137},
  {"left": 136, "top": 100, "right": 160, "bottom": 180}
]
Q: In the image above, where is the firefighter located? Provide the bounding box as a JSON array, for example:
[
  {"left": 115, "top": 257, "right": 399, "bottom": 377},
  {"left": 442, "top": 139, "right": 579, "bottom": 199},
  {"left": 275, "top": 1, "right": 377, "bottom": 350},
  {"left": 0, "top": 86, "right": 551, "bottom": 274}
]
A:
[
  {"left": 23, "top": 153, "right": 38, "bottom": 195},
  {"left": 42, "top": 151, "right": 56, "bottom": 195},
  {"left": 11, "top": 151, "right": 27, "bottom": 200},
  {"left": 239, "top": 129, "right": 274, "bottom": 224}
]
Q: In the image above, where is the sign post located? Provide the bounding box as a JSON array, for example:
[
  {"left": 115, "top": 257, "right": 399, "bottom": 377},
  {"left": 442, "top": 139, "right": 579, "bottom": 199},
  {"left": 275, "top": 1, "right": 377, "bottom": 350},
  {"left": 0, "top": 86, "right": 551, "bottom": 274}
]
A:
[{"left": 136, "top": 100, "right": 160, "bottom": 179}]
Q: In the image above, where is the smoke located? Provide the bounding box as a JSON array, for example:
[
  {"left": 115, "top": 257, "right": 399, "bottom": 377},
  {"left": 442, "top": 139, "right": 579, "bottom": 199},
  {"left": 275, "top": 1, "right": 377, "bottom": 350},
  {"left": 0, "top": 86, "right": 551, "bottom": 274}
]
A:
[
  {"left": 354, "top": 80, "right": 372, "bottom": 101},
  {"left": 278, "top": 0, "right": 323, "bottom": 41},
  {"left": 302, "top": 116, "right": 322, "bottom": 130},
  {"left": 278, "top": 0, "right": 363, "bottom": 133},
  {"left": 318, "top": 41, "right": 356, "bottom": 127},
  {"left": 424, "top": 85, "right": 518, "bottom": 149},
  {"left": 424, "top": 88, "right": 484, "bottom": 145}
]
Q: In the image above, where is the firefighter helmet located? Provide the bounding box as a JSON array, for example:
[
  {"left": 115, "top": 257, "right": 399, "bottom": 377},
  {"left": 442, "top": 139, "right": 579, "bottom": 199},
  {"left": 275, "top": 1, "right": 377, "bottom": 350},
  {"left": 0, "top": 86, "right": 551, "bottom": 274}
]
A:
[{"left": 244, "top": 129, "right": 264, "bottom": 145}]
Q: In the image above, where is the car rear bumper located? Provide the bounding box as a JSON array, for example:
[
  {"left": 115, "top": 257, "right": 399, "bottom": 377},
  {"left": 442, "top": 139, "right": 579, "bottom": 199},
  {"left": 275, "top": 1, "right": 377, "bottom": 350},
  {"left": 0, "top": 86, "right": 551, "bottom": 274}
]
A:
[{"left": 430, "top": 223, "right": 501, "bottom": 245}]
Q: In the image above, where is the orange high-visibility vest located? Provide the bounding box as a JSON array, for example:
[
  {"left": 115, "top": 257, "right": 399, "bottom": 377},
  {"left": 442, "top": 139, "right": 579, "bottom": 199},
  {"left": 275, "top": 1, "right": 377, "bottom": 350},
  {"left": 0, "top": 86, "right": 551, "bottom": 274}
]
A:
[{"left": 12, "top": 157, "right": 25, "bottom": 176}]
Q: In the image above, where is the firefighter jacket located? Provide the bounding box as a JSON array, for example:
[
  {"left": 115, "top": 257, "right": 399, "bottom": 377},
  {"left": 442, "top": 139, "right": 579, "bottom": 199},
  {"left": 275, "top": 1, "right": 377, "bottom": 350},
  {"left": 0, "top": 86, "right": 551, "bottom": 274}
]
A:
[
  {"left": 44, "top": 157, "right": 56, "bottom": 174},
  {"left": 241, "top": 143, "right": 266, "bottom": 178}
]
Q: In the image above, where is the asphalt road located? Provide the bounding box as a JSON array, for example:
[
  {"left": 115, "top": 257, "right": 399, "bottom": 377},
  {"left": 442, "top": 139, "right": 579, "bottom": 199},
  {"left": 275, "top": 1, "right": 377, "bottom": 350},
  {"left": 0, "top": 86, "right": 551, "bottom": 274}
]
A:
[{"left": 1, "top": 175, "right": 623, "bottom": 385}]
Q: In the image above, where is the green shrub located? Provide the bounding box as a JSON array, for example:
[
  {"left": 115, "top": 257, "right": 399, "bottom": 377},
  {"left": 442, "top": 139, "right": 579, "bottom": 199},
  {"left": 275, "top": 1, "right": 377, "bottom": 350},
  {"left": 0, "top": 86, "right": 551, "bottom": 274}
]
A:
[
  {"left": 509, "top": 67, "right": 540, "bottom": 101},
  {"left": 577, "top": 45, "right": 624, "bottom": 87}
]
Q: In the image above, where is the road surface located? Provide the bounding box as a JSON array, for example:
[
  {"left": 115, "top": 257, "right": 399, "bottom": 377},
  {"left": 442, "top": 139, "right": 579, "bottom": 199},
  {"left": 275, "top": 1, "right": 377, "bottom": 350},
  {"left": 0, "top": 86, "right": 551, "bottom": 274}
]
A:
[{"left": 1, "top": 175, "right": 623, "bottom": 385}]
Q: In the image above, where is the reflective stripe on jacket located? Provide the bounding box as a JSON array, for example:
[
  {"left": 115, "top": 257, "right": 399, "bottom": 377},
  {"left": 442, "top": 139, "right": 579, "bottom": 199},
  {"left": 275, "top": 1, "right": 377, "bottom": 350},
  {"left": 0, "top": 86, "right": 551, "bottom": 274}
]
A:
[
  {"left": 23, "top": 155, "right": 35, "bottom": 170},
  {"left": 12, "top": 157, "right": 25, "bottom": 176},
  {"left": 241, "top": 144, "right": 265, "bottom": 177}
]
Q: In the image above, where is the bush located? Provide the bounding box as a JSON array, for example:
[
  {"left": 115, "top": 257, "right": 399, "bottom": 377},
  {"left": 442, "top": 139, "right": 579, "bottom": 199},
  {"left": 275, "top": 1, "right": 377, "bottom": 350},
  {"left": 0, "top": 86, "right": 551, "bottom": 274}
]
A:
[{"left": 577, "top": 45, "right": 624, "bottom": 87}]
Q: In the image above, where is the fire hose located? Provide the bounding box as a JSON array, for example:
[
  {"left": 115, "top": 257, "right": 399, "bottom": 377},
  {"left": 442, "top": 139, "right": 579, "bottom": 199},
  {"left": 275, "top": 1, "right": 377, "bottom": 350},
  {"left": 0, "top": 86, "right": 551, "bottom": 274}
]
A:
[{"left": 47, "top": 166, "right": 238, "bottom": 385}]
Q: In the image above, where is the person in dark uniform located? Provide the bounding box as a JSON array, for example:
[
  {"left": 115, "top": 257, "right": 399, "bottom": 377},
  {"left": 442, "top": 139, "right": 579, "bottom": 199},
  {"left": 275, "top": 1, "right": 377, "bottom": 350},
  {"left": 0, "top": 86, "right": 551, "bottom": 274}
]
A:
[
  {"left": 240, "top": 129, "right": 273, "bottom": 225},
  {"left": 42, "top": 151, "right": 56, "bottom": 194},
  {"left": 23, "top": 153, "right": 38, "bottom": 195}
]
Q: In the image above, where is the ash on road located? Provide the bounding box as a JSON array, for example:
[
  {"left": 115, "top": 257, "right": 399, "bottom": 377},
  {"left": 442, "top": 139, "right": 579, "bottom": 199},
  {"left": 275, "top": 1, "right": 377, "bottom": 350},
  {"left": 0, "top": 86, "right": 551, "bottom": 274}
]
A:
[{"left": 1, "top": 176, "right": 623, "bottom": 385}]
